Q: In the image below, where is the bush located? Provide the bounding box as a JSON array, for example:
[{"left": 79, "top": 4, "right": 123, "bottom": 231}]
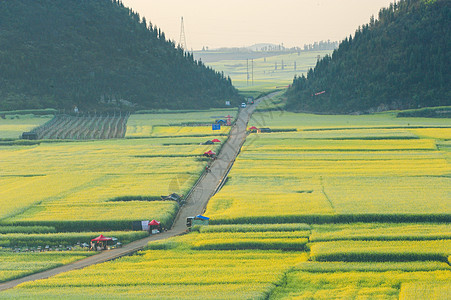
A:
[
  {"left": 0, "top": 226, "right": 56, "bottom": 234},
  {"left": 397, "top": 106, "right": 451, "bottom": 118},
  {"left": 191, "top": 238, "right": 308, "bottom": 251},
  {"left": 198, "top": 223, "right": 311, "bottom": 233},
  {"left": 210, "top": 214, "right": 451, "bottom": 225},
  {"left": 311, "top": 252, "right": 448, "bottom": 263}
]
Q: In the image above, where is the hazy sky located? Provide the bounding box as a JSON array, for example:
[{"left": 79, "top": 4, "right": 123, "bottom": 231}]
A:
[{"left": 121, "top": 0, "right": 394, "bottom": 50}]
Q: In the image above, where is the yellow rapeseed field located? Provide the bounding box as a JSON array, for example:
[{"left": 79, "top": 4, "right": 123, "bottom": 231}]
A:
[
  {"left": 152, "top": 125, "right": 230, "bottom": 136},
  {"left": 0, "top": 121, "right": 225, "bottom": 227},
  {"left": 309, "top": 223, "right": 451, "bottom": 242},
  {"left": 309, "top": 240, "right": 451, "bottom": 262},
  {"left": 206, "top": 127, "right": 450, "bottom": 223},
  {"left": 5, "top": 234, "right": 307, "bottom": 299},
  {"left": 0, "top": 251, "right": 93, "bottom": 283},
  {"left": 1, "top": 111, "right": 450, "bottom": 298},
  {"left": 399, "top": 281, "right": 451, "bottom": 300},
  {"left": 269, "top": 270, "right": 450, "bottom": 299},
  {"left": 408, "top": 127, "right": 451, "bottom": 140}
]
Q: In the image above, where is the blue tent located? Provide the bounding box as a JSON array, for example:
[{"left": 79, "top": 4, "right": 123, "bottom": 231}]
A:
[{"left": 195, "top": 215, "right": 210, "bottom": 220}]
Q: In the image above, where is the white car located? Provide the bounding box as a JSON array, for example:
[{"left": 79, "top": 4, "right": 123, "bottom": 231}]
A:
[{"left": 241, "top": 102, "right": 247, "bottom": 108}]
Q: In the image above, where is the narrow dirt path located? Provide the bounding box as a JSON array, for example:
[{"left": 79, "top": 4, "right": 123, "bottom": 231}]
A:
[{"left": 0, "top": 92, "right": 277, "bottom": 291}]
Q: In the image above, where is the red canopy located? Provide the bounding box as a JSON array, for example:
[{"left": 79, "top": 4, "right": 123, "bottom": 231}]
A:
[
  {"left": 248, "top": 126, "right": 258, "bottom": 130},
  {"left": 91, "top": 234, "right": 112, "bottom": 242},
  {"left": 204, "top": 150, "right": 216, "bottom": 155},
  {"left": 149, "top": 219, "right": 160, "bottom": 226},
  {"left": 226, "top": 115, "right": 233, "bottom": 118},
  {"left": 212, "top": 139, "right": 221, "bottom": 143}
]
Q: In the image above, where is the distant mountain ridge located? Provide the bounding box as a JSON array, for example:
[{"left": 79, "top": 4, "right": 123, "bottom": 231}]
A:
[
  {"left": 0, "top": 0, "right": 240, "bottom": 111},
  {"left": 286, "top": 0, "right": 450, "bottom": 114}
]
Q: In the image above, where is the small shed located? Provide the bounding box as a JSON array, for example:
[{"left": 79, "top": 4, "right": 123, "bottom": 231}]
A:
[{"left": 186, "top": 215, "right": 210, "bottom": 229}]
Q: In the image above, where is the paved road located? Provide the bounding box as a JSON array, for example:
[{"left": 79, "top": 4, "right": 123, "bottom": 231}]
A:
[{"left": 0, "top": 92, "right": 275, "bottom": 291}]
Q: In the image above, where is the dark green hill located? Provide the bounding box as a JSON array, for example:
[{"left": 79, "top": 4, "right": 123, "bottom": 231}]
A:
[
  {"left": 286, "top": 0, "right": 450, "bottom": 114},
  {"left": 0, "top": 0, "right": 240, "bottom": 111}
]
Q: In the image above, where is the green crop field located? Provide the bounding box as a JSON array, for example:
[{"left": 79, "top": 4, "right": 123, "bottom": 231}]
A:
[
  {"left": 126, "top": 108, "right": 237, "bottom": 138},
  {"left": 0, "top": 109, "right": 450, "bottom": 298},
  {"left": 0, "top": 114, "right": 52, "bottom": 139},
  {"left": 196, "top": 51, "right": 332, "bottom": 94}
]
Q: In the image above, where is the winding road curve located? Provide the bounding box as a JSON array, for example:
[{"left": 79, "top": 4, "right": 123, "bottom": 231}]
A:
[{"left": 0, "top": 92, "right": 277, "bottom": 291}]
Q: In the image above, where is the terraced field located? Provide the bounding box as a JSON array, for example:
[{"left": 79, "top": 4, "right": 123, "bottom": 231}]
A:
[
  {"left": 204, "top": 110, "right": 450, "bottom": 298},
  {"left": 0, "top": 106, "right": 449, "bottom": 299},
  {"left": 0, "top": 109, "right": 236, "bottom": 285}
]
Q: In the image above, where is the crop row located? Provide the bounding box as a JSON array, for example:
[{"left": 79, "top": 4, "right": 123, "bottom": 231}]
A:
[
  {"left": 309, "top": 223, "right": 451, "bottom": 242},
  {"left": 197, "top": 223, "right": 312, "bottom": 233},
  {"left": 209, "top": 214, "right": 451, "bottom": 225},
  {"left": 6, "top": 201, "right": 179, "bottom": 232},
  {"left": 295, "top": 261, "right": 451, "bottom": 273},
  {"left": 191, "top": 238, "right": 308, "bottom": 251},
  {"left": 309, "top": 240, "right": 451, "bottom": 262},
  {"left": 0, "top": 226, "right": 56, "bottom": 234},
  {"left": 29, "top": 114, "right": 129, "bottom": 140}
]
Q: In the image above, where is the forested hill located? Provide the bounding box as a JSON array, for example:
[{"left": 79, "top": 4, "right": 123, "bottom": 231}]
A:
[
  {"left": 286, "top": 0, "right": 450, "bottom": 114},
  {"left": 0, "top": 0, "right": 240, "bottom": 111}
]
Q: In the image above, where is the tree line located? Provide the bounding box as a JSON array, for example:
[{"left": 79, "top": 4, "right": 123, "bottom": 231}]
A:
[
  {"left": 0, "top": 0, "right": 240, "bottom": 111},
  {"left": 286, "top": 0, "right": 450, "bottom": 114}
]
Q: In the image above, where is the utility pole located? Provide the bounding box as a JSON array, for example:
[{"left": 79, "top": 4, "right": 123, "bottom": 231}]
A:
[
  {"left": 179, "top": 17, "right": 187, "bottom": 50},
  {"left": 251, "top": 59, "right": 254, "bottom": 86},
  {"left": 247, "top": 59, "right": 249, "bottom": 86}
]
